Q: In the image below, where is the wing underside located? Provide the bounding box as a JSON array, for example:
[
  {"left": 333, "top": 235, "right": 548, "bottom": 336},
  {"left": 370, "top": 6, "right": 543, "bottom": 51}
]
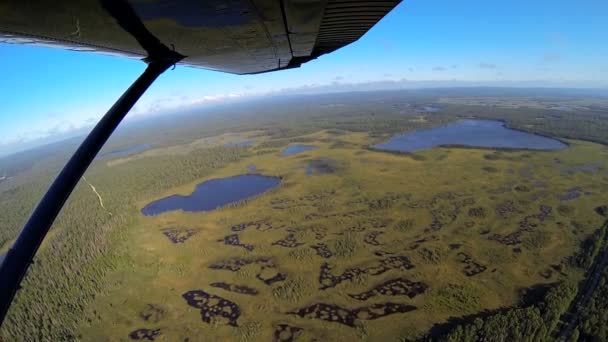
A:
[{"left": 0, "top": 0, "right": 401, "bottom": 74}]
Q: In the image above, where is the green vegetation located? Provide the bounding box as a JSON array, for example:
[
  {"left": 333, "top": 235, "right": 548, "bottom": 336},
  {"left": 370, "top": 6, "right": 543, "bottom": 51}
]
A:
[
  {"left": 418, "top": 247, "right": 447, "bottom": 264},
  {"left": 0, "top": 90, "right": 607, "bottom": 341},
  {"left": 395, "top": 219, "right": 416, "bottom": 232},
  {"left": 329, "top": 233, "right": 360, "bottom": 258},
  {"left": 272, "top": 277, "right": 310, "bottom": 303},
  {"left": 234, "top": 321, "right": 262, "bottom": 341},
  {"left": 430, "top": 280, "right": 578, "bottom": 341},
  {"left": 287, "top": 246, "right": 314, "bottom": 261},
  {"left": 570, "top": 226, "right": 607, "bottom": 269},
  {"left": 431, "top": 284, "right": 481, "bottom": 312},
  {"left": 523, "top": 230, "right": 552, "bottom": 250},
  {"left": 578, "top": 268, "right": 608, "bottom": 340}
]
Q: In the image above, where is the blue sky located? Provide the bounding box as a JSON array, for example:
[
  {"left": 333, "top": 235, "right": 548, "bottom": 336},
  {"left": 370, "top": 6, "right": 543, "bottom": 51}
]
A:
[{"left": 1, "top": 0, "right": 607, "bottom": 155}]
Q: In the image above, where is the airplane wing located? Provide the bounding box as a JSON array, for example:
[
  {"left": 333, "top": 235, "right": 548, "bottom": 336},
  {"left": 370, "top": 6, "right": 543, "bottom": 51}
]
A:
[{"left": 0, "top": 0, "right": 401, "bottom": 74}]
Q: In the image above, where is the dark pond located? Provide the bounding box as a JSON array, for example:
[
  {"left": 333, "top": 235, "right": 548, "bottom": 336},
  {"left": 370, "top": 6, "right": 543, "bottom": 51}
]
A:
[
  {"left": 305, "top": 158, "right": 340, "bottom": 175},
  {"left": 225, "top": 140, "right": 254, "bottom": 147},
  {"left": 281, "top": 145, "right": 316, "bottom": 156},
  {"left": 560, "top": 160, "right": 604, "bottom": 175},
  {"left": 557, "top": 187, "right": 591, "bottom": 201},
  {"left": 141, "top": 175, "right": 280, "bottom": 216},
  {"left": 373, "top": 120, "right": 567, "bottom": 153},
  {"left": 97, "top": 144, "right": 151, "bottom": 159}
]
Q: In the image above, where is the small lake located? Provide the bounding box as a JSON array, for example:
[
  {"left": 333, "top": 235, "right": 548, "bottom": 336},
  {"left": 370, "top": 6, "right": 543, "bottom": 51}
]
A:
[
  {"left": 373, "top": 120, "right": 567, "bottom": 153},
  {"left": 141, "top": 174, "right": 280, "bottom": 216},
  {"left": 98, "top": 144, "right": 151, "bottom": 159},
  {"left": 225, "top": 140, "right": 254, "bottom": 147},
  {"left": 281, "top": 145, "right": 316, "bottom": 156},
  {"left": 416, "top": 105, "right": 440, "bottom": 113}
]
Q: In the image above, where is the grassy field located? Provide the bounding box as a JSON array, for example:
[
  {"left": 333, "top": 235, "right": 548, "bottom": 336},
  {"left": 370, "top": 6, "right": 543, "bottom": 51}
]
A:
[{"left": 76, "top": 129, "right": 608, "bottom": 341}]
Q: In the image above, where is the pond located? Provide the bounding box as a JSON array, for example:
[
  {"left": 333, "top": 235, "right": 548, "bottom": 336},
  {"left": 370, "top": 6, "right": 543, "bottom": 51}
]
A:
[
  {"left": 225, "top": 140, "right": 254, "bottom": 147},
  {"left": 97, "top": 144, "right": 152, "bottom": 159},
  {"left": 305, "top": 158, "right": 340, "bottom": 175},
  {"left": 373, "top": 120, "right": 567, "bottom": 153},
  {"left": 281, "top": 144, "right": 316, "bottom": 156},
  {"left": 416, "top": 105, "right": 440, "bottom": 113},
  {"left": 141, "top": 174, "right": 281, "bottom": 216}
]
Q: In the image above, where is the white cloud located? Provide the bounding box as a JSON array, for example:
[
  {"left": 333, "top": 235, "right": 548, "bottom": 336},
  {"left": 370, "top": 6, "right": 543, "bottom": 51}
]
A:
[{"left": 191, "top": 93, "right": 241, "bottom": 105}]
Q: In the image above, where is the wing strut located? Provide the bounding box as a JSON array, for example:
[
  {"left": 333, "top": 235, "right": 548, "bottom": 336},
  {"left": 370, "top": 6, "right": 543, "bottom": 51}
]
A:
[{"left": 0, "top": 58, "right": 177, "bottom": 325}]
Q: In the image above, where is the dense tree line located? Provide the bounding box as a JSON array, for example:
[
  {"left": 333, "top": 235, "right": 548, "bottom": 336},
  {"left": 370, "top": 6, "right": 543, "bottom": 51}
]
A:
[
  {"left": 569, "top": 227, "right": 607, "bottom": 270},
  {"left": 429, "top": 218, "right": 608, "bottom": 342},
  {"left": 577, "top": 268, "right": 608, "bottom": 340},
  {"left": 572, "top": 220, "right": 608, "bottom": 340},
  {"left": 429, "top": 280, "right": 578, "bottom": 342},
  {"left": 0, "top": 146, "right": 248, "bottom": 340}
]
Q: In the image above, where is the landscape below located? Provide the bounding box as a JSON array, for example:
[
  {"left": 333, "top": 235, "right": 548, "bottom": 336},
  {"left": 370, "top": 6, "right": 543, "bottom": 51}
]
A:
[{"left": 1, "top": 89, "right": 608, "bottom": 341}]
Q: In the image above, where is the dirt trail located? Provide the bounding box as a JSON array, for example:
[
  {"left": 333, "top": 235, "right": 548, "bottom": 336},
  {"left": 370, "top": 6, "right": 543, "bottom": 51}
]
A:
[{"left": 83, "top": 176, "right": 112, "bottom": 216}]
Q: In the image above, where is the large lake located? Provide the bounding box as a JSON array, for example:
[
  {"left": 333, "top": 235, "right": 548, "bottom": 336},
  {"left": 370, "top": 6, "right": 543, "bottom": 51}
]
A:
[
  {"left": 141, "top": 174, "right": 280, "bottom": 216},
  {"left": 373, "top": 120, "right": 567, "bottom": 153},
  {"left": 281, "top": 144, "right": 316, "bottom": 156}
]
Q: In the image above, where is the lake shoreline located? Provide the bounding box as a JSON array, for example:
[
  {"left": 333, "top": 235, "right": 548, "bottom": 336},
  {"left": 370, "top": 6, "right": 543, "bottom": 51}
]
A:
[
  {"left": 370, "top": 119, "right": 569, "bottom": 154},
  {"left": 141, "top": 174, "right": 282, "bottom": 216}
]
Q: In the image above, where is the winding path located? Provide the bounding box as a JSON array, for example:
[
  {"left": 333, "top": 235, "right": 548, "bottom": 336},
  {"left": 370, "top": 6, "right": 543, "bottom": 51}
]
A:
[{"left": 83, "top": 176, "right": 112, "bottom": 216}]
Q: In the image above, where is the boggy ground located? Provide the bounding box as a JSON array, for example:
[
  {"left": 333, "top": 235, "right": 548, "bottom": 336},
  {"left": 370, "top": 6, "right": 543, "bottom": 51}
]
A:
[{"left": 78, "top": 129, "right": 608, "bottom": 341}]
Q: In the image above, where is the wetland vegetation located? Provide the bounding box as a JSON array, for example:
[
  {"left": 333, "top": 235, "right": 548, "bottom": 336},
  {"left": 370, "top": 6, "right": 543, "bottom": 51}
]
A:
[{"left": 1, "top": 88, "right": 608, "bottom": 341}]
